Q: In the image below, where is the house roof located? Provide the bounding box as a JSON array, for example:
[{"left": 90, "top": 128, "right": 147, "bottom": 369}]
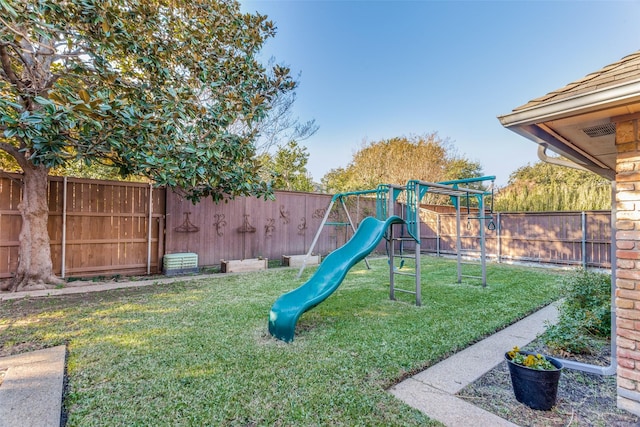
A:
[
  {"left": 513, "top": 51, "right": 640, "bottom": 113},
  {"left": 499, "top": 50, "right": 640, "bottom": 180}
]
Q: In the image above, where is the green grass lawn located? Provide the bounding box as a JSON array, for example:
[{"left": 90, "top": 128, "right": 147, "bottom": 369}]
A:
[{"left": 0, "top": 257, "right": 564, "bottom": 426}]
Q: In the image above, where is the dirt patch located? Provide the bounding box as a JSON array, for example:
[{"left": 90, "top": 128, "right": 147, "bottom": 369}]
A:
[{"left": 457, "top": 339, "right": 639, "bottom": 426}]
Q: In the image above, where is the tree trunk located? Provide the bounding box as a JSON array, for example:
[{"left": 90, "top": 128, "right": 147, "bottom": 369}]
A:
[{"left": 2, "top": 166, "right": 62, "bottom": 292}]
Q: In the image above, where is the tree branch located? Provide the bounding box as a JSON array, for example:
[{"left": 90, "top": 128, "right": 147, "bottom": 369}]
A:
[
  {"left": 0, "top": 141, "right": 23, "bottom": 162},
  {"left": 0, "top": 15, "right": 30, "bottom": 40},
  {"left": 0, "top": 44, "right": 22, "bottom": 88}
]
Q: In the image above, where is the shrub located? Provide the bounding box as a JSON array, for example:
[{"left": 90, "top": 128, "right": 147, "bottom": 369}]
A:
[{"left": 544, "top": 268, "right": 611, "bottom": 354}]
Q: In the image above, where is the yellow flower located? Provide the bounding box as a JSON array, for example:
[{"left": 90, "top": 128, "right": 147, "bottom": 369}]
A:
[
  {"left": 507, "top": 346, "right": 520, "bottom": 359},
  {"left": 507, "top": 346, "right": 557, "bottom": 370}
]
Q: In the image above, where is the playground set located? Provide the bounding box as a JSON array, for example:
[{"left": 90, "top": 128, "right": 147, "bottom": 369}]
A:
[{"left": 268, "top": 176, "right": 496, "bottom": 342}]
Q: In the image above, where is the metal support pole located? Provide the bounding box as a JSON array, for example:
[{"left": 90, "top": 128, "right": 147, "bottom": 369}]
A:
[
  {"left": 147, "top": 183, "right": 153, "bottom": 275},
  {"left": 297, "top": 199, "right": 335, "bottom": 278},
  {"left": 456, "top": 194, "right": 462, "bottom": 283},
  {"left": 479, "top": 194, "right": 487, "bottom": 287},
  {"left": 414, "top": 182, "right": 421, "bottom": 306},
  {"left": 340, "top": 197, "right": 370, "bottom": 269},
  {"left": 581, "top": 211, "right": 587, "bottom": 269},
  {"left": 389, "top": 223, "right": 396, "bottom": 301},
  {"left": 61, "top": 177, "right": 67, "bottom": 279},
  {"left": 415, "top": 228, "right": 422, "bottom": 306}
]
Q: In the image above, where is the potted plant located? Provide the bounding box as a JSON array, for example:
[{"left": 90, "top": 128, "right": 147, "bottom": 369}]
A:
[{"left": 505, "top": 346, "right": 563, "bottom": 410}]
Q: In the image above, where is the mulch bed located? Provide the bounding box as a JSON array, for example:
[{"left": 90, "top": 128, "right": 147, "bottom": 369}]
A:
[{"left": 457, "top": 339, "right": 640, "bottom": 426}]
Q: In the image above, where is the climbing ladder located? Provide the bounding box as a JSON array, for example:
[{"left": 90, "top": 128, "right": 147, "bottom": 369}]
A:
[{"left": 383, "top": 184, "right": 422, "bottom": 306}]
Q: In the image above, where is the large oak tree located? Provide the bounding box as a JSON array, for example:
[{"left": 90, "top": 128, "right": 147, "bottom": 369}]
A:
[
  {"left": 321, "top": 133, "right": 484, "bottom": 202},
  {"left": 0, "top": 0, "right": 294, "bottom": 291}
]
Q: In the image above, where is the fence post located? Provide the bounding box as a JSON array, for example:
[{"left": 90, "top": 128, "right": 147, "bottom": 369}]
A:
[
  {"left": 582, "top": 211, "right": 587, "bottom": 269},
  {"left": 61, "top": 176, "right": 67, "bottom": 278},
  {"left": 147, "top": 183, "right": 153, "bottom": 275},
  {"left": 436, "top": 213, "right": 441, "bottom": 256},
  {"left": 497, "top": 212, "right": 501, "bottom": 263}
]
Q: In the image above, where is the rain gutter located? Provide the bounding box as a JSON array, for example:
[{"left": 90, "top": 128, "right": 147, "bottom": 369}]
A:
[
  {"left": 511, "top": 122, "right": 615, "bottom": 179},
  {"left": 498, "top": 79, "right": 640, "bottom": 181},
  {"left": 498, "top": 79, "right": 640, "bottom": 128},
  {"left": 536, "top": 145, "right": 590, "bottom": 172}
]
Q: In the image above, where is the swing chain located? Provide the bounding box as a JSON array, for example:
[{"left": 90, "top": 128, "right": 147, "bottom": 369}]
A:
[{"left": 465, "top": 180, "right": 497, "bottom": 231}]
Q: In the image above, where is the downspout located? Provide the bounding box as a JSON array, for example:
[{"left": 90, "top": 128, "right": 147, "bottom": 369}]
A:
[
  {"left": 537, "top": 144, "right": 591, "bottom": 172},
  {"left": 537, "top": 143, "right": 617, "bottom": 376}
]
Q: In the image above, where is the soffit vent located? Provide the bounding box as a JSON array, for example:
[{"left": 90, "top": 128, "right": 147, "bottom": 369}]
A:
[{"left": 582, "top": 123, "right": 616, "bottom": 138}]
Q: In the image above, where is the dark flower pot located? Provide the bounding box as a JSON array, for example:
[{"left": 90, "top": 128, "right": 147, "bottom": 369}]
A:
[{"left": 505, "top": 351, "right": 563, "bottom": 410}]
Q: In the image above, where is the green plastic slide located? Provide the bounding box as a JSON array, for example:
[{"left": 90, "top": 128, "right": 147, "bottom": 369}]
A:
[{"left": 268, "top": 215, "right": 405, "bottom": 342}]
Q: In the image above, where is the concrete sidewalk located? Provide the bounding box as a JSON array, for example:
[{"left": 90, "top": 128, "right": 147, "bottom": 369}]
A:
[
  {"left": 0, "top": 346, "right": 66, "bottom": 427},
  {"left": 390, "top": 303, "right": 559, "bottom": 427},
  {"left": 0, "top": 273, "right": 215, "bottom": 302}
]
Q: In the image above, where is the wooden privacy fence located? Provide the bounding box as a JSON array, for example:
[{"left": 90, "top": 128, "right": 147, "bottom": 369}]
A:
[
  {"left": 0, "top": 173, "right": 612, "bottom": 279},
  {"left": 164, "top": 189, "right": 379, "bottom": 266},
  {"left": 0, "top": 173, "right": 165, "bottom": 279},
  {"left": 416, "top": 210, "right": 612, "bottom": 268}
]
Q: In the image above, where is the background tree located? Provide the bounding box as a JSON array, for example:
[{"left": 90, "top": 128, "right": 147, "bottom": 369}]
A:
[
  {"left": 258, "top": 140, "right": 313, "bottom": 192},
  {"left": 251, "top": 64, "right": 319, "bottom": 154},
  {"left": 0, "top": 0, "right": 294, "bottom": 291},
  {"left": 321, "top": 166, "right": 355, "bottom": 194},
  {"left": 494, "top": 161, "right": 612, "bottom": 211},
  {"left": 321, "top": 134, "right": 484, "bottom": 202}
]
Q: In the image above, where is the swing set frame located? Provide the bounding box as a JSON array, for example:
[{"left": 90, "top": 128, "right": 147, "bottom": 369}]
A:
[{"left": 297, "top": 176, "right": 497, "bottom": 297}]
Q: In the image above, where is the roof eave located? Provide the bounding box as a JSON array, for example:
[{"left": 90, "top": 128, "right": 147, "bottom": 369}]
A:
[
  {"left": 498, "top": 79, "right": 640, "bottom": 127},
  {"left": 497, "top": 79, "right": 640, "bottom": 181},
  {"left": 507, "top": 123, "right": 616, "bottom": 180}
]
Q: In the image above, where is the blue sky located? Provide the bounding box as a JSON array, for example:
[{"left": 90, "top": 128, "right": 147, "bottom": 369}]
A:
[{"left": 240, "top": 0, "right": 640, "bottom": 186}]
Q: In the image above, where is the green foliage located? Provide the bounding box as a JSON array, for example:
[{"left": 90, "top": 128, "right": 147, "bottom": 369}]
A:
[
  {"left": 494, "top": 162, "right": 611, "bottom": 212},
  {"left": 0, "top": 0, "right": 295, "bottom": 202},
  {"left": 544, "top": 269, "right": 611, "bottom": 354},
  {"left": 321, "top": 134, "right": 484, "bottom": 199},
  {"left": 321, "top": 166, "right": 355, "bottom": 193},
  {"left": 258, "top": 140, "right": 313, "bottom": 191},
  {"left": 0, "top": 143, "right": 20, "bottom": 172},
  {"left": 49, "top": 159, "right": 147, "bottom": 182}
]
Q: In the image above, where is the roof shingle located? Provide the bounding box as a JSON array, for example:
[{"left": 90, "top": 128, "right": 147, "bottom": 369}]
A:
[{"left": 513, "top": 51, "right": 640, "bottom": 112}]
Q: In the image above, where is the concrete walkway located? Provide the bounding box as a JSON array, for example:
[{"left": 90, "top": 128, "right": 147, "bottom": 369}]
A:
[
  {"left": 0, "top": 346, "right": 66, "bottom": 427},
  {"left": 0, "top": 278, "right": 558, "bottom": 427},
  {"left": 390, "top": 303, "right": 559, "bottom": 427},
  {"left": 0, "top": 274, "right": 215, "bottom": 302}
]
